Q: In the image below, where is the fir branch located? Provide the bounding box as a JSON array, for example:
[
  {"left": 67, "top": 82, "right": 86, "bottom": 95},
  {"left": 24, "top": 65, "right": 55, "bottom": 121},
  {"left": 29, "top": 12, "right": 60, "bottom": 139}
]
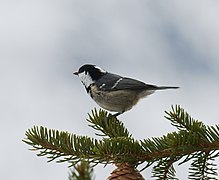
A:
[
  {"left": 188, "top": 151, "right": 218, "bottom": 180},
  {"left": 152, "top": 157, "right": 179, "bottom": 180},
  {"left": 23, "top": 126, "right": 144, "bottom": 166},
  {"left": 165, "top": 105, "right": 212, "bottom": 146},
  {"left": 23, "top": 124, "right": 219, "bottom": 167},
  {"left": 165, "top": 105, "right": 207, "bottom": 136},
  {"left": 23, "top": 126, "right": 98, "bottom": 166},
  {"left": 206, "top": 125, "right": 219, "bottom": 143},
  {"left": 87, "top": 108, "right": 131, "bottom": 138},
  {"left": 99, "top": 137, "right": 143, "bottom": 164},
  {"left": 69, "top": 160, "right": 94, "bottom": 180},
  {"left": 141, "top": 130, "right": 205, "bottom": 161},
  {"left": 23, "top": 106, "right": 219, "bottom": 179}
]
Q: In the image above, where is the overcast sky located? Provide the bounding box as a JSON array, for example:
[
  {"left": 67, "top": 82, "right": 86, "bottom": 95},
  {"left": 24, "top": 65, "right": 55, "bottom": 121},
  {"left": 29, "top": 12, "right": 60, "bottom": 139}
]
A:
[{"left": 1, "top": 0, "right": 219, "bottom": 179}]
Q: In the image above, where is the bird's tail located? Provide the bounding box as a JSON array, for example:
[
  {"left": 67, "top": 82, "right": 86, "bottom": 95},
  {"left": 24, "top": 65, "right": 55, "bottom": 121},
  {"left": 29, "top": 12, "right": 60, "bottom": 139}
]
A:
[{"left": 156, "top": 86, "right": 179, "bottom": 90}]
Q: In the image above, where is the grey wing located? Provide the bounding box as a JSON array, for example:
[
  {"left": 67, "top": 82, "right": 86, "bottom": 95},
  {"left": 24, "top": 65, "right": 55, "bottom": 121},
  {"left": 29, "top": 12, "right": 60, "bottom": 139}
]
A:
[
  {"left": 112, "top": 77, "right": 158, "bottom": 90},
  {"left": 96, "top": 73, "right": 158, "bottom": 91}
]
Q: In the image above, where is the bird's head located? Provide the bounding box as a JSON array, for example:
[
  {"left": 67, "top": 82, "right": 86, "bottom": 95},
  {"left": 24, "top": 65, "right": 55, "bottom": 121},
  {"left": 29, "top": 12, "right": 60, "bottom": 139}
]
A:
[{"left": 74, "top": 64, "right": 107, "bottom": 88}]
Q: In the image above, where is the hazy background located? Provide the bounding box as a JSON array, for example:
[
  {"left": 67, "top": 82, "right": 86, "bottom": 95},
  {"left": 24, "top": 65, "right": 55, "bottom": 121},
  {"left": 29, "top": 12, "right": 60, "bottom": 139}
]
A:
[{"left": 1, "top": 0, "right": 219, "bottom": 179}]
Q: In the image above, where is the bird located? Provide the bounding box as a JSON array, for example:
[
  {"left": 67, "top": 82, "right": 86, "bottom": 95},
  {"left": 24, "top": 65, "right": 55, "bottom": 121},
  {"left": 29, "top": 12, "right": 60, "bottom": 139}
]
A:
[{"left": 74, "top": 64, "right": 179, "bottom": 116}]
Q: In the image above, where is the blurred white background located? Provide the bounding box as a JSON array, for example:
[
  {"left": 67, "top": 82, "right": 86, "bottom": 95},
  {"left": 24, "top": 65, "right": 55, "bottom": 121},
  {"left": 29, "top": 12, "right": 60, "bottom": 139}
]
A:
[{"left": 0, "top": 0, "right": 219, "bottom": 179}]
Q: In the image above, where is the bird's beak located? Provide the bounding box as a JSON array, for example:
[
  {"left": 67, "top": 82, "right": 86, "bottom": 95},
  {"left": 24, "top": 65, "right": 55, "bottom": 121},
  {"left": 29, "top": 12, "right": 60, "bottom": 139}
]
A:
[{"left": 73, "top": 72, "right": 78, "bottom": 75}]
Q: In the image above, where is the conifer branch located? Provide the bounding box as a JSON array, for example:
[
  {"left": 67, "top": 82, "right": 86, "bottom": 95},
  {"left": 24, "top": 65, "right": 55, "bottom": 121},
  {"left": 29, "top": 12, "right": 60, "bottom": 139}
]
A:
[
  {"left": 87, "top": 108, "right": 131, "bottom": 138},
  {"left": 23, "top": 105, "right": 219, "bottom": 179},
  {"left": 152, "top": 156, "right": 179, "bottom": 180},
  {"left": 69, "top": 160, "right": 94, "bottom": 180},
  {"left": 23, "top": 126, "right": 143, "bottom": 166},
  {"left": 188, "top": 151, "right": 218, "bottom": 179}
]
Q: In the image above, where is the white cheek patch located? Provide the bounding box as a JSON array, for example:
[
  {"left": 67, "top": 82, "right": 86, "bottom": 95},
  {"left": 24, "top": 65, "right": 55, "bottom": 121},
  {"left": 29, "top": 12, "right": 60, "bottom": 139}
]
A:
[
  {"left": 94, "top": 66, "right": 106, "bottom": 73},
  {"left": 78, "top": 72, "right": 94, "bottom": 88}
]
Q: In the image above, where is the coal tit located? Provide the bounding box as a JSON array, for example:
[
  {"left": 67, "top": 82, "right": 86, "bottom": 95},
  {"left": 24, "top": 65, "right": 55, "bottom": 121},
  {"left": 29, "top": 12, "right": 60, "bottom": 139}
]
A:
[{"left": 74, "top": 64, "right": 179, "bottom": 116}]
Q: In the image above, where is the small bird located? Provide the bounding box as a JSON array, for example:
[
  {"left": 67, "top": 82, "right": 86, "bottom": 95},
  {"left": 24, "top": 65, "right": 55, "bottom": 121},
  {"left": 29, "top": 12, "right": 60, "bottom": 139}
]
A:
[{"left": 74, "top": 64, "right": 179, "bottom": 116}]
